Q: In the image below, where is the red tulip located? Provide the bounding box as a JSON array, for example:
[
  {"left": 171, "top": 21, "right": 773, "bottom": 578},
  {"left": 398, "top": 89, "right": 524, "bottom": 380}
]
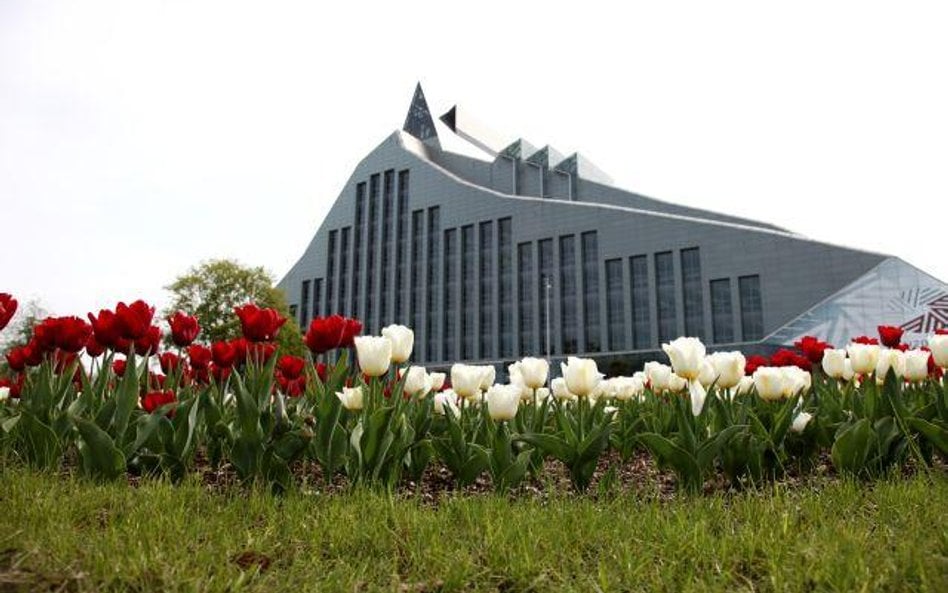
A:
[
  {"left": 32, "top": 316, "right": 92, "bottom": 354},
  {"left": 233, "top": 304, "right": 286, "bottom": 342},
  {"left": 248, "top": 341, "right": 276, "bottom": 364},
  {"left": 277, "top": 355, "right": 306, "bottom": 380},
  {"left": 229, "top": 337, "right": 249, "bottom": 365},
  {"left": 141, "top": 389, "right": 176, "bottom": 414},
  {"left": 936, "top": 328, "right": 948, "bottom": 336},
  {"left": 134, "top": 325, "right": 161, "bottom": 356},
  {"left": 894, "top": 343, "right": 910, "bottom": 352},
  {"left": 276, "top": 372, "right": 306, "bottom": 397},
  {"left": 0, "top": 374, "right": 24, "bottom": 399},
  {"left": 210, "top": 363, "right": 231, "bottom": 382},
  {"left": 113, "top": 359, "right": 127, "bottom": 377},
  {"left": 115, "top": 300, "right": 155, "bottom": 340},
  {"left": 794, "top": 336, "right": 833, "bottom": 365},
  {"left": 877, "top": 325, "right": 904, "bottom": 349},
  {"left": 211, "top": 341, "right": 237, "bottom": 368},
  {"left": 23, "top": 340, "right": 43, "bottom": 366},
  {"left": 304, "top": 315, "right": 362, "bottom": 354},
  {"left": 770, "top": 349, "right": 812, "bottom": 371},
  {"left": 6, "top": 347, "right": 27, "bottom": 372},
  {"left": 168, "top": 312, "right": 200, "bottom": 347},
  {"left": 744, "top": 355, "right": 769, "bottom": 375},
  {"left": 341, "top": 318, "right": 363, "bottom": 348},
  {"left": 0, "top": 293, "right": 17, "bottom": 331},
  {"left": 187, "top": 344, "right": 212, "bottom": 369},
  {"left": 852, "top": 335, "right": 879, "bottom": 345},
  {"left": 88, "top": 309, "right": 121, "bottom": 349},
  {"left": 314, "top": 361, "right": 328, "bottom": 382},
  {"left": 159, "top": 352, "right": 181, "bottom": 374},
  {"left": 86, "top": 335, "right": 106, "bottom": 358}
]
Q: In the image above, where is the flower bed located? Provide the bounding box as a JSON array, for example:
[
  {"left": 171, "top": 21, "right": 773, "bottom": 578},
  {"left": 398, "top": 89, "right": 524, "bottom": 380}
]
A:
[{"left": 1, "top": 292, "right": 947, "bottom": 493}]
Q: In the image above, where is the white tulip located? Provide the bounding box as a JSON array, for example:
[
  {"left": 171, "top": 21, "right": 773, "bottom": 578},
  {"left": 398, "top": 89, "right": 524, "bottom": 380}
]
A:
[
  {"left": 790, "top": 411, "right": 813, "bottom": 433},
  {"left": 0, "top": 386, "right": 9, "bottom": 402},
  {"left": 451, "top": 364, "right": 482, "bottom": 399},
  {"left": 381, "top": 324, "right": 414, "bottom": 364},
  {"left": 821, "top": 349, "right": 849, "bottom": 379},
  {"left": 707, "top": 351, "right": 746, "bottom": 390},
  {"left": 534, "top": 387, "right": 551, "bottom": 402},
  {"left": 733, "top": 375, "right": 755, "bottom": 397},
  {"left": 507, "top": 362, "right": 534, "bottom": 400},
  {"left": 667, "top": 374, "right": 688, "bottom": 393},
  {"left": 841, "top": 359, "right": 855, "bottom": 382},
  {"left": 403, "top": 366, "right": 432, "bottom": 396},
  {"left": 903, "top": 349, "right": 931, "bottom": 382},
  {"left": 551, "top": 377, "right": 576, "bottom": 402},
  {"left": 612, "top": 376, "right": 646, "bottom": 401},
  {"left": 485, "top": 384, "right": 521, "bottom": 421},
  {"left": 688, "top": 379, "right": 707, "bottom": 416},
  {"left": 428, "top": 372, "right": 446, "bottom": 392},
  {"left": 478, "top": 365, "right": 496, "bottom": 391},
  {"left": 434, "top": 389, "right": 460, "bottom": 417},
  {"left": 662, "top": 337, "right": 707, "bottom": 380},
  {"left": 753, "top": 367, "right": 785, "bottom": 401},
  {"left": 875, "top": 349, "right": 905, "bottom": 382},
  {"left": 847, "top": 343, "right": 881, "bottom": 375},
  {"left": 603, "top": 405, "right": 619, "bottom": 416},
  {"left": 336, "top": 386, "right": 364, "bottom": 411},
  {"left": 354, "top": 336, "right": 392, "bottom": 377},
  {"left": 644, "top": 361, "right": 673, "bottom": 392},
  {"left": 594, "top": 378, "right": 618, "bottom": 400},
  {"left": 929, "top": 334, "right": 948, "bottom": 369},
  {"left": 519, "top": 357, "right": 549, "bottom": 389},
  {"left": 560, "top": 357, "right": 602, "bottom": 397},
  {"left": 781, "top": 367, "right": 811, "bottom": 397},
  {"left": 698, "top": 358, "right": 717, "bottom": 388}
]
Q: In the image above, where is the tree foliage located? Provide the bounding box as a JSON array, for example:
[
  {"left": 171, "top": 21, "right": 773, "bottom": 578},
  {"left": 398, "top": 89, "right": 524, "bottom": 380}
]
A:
[{"left": 163, "top": 259, "right": 304, "bottom": 355}]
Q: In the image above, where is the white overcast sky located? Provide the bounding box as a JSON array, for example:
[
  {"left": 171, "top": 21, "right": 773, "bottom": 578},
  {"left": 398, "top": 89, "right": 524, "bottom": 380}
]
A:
[{"left": 1, "top": 1, "right": 946, "bottom": 319}]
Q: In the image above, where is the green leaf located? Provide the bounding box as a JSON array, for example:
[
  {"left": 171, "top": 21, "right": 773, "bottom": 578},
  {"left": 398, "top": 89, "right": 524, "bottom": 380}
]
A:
[
  {"left": 75, "top": 418, "right": 127, "bottom": 481},
  {"left": 907, "top": 417, "right": 948, "bottom": 455},
  {"left": 831, "top": 419, "right": 874, "bottom": 475},
  {"left": 516, "top": 432, "right": 573, "bottom": 463}
]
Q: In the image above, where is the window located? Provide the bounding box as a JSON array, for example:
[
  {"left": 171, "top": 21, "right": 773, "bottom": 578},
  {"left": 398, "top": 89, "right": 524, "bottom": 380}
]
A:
[
  {"left": 312, "top": 278, "right": 322, "bottom": 321},
  {"left": 410, "top": 210, "right": 424, "bottom": 357},
  {"left": 326, "top": 230, "right": 337, "bottom": 314},
  {"left": 681, "top": 248, "right": 705, "bottom": 339},
  {"left": 630, "top": 255, "right": 650, "bottom": 349},
  {"left": 461, "top": 225, "right": 475, "bottom": 359},
  {"left": 581, "top": 231, "right": 600, "bottom": 352},
  {"left": 352, "top": 183, "right": 365, "bottom": 320},
  {"left": 381, "top": 170, "right": 394, "bottom": 325},
  {"left": 338, "top": 227, "right": 351, "bottom": 316},
  {"left": 300, "top": 280, "right": 310, "bottom": 328},
  {"left": 739, "top": 275, "right": 764, "bottom": 341},
  {"left": 479, "top": 221, "right": 494, "bottom": 359},
  {"left": 426, "top": 207, "right": 440, "bottom": 360},
  {"left": 538, "top": 238, "right": 554, "bottom": 355},
  {"left": 498, "top": 218, "right": 513, "bottom": 357},
  {"left": 605, "top": 258, "right": 625, "bottom": 351},
  {"left": 395, "top": 170, "right": 409, "bottom": 322},
  {"left": 559, "top": 235, "right": 577, "bottom": 354},
  {"left": 655, "top": 251, "right": 676, "bottom": 343},
  {"left": 517, "top": 242, "right": 534, "bottom": 356},
  {"left": 366, "top": 174, "right": 380, "bottom": 333},
  {"left": 443, "top": 228, "right": 457, "bottom": 361},
  {"left": 710, "top": 278, "right": 734, "bottom": 343}
]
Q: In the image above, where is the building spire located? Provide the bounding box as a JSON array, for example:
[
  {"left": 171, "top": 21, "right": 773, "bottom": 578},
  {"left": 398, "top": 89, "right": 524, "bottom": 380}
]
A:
[{"left": 402, "top": 82, "right": 440, "bottom": 149}]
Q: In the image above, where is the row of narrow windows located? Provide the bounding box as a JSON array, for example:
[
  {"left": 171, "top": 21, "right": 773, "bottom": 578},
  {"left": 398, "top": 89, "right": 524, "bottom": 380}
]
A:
[{"left": 293, "top": 170, "right": 765, "bottom": 360}]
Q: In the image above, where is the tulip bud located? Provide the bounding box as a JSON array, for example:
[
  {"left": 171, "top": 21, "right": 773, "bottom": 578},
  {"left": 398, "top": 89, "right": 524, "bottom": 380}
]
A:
[
  {"left": 519, "top": 357, "right": 549, "bottom": 389},
  {"left": 336, "top": 386, "right": 364, "bottom": 411},
  {"left": 753, "top": 366, "right": 785, "bottom": 401},
  {"left": 354, "top": 336, "right": 392, "bottom": 377},
  {"left": 485, "top": 384, "right": 521, "bottom": 421},
  {"left": 434, "top": 389, "right": 460, "bottom": 417},
  {"left": 428, "top": 372, "right": 446, "bottom": 392},
  {"left": 381, "top": 324, "right": 414, "bottom": 364},
  {"left": 707, "top": 351, "right": 746, "bottom": 390},
  {"left": 930, "top": 334, "right": 948, "bottom": 369},
  {"left": 0, "top": 386, "right": 9, "bottom": 402},
  {"left": 560, "top": 357, "right": 602, "bottom": 397},
  {"left": 902, "top": 349, "right": 930, "bottom": 382},
  {"left": 661, "top": 337, "right": 707, "bottom": 380},
  {"left": 451, "top": 364, "right": 483, "bottom": 399},
  {"left": 733, "top": 375, "right": 755, "bottom": 397},
  {"left": 847, "top": 343, "right": 881, "bottom": 375},
  {"left": 821, "top": 348, "right": 848, "bottom": 379},
  {"left": 644, "top": 361, "right": 673, "bottom": 392},
  {"left": 790, "top": 411, "right": 813, "bottom": 433},
  {"left": 403, "top": 365, "right": 432, "bottom": 396}
]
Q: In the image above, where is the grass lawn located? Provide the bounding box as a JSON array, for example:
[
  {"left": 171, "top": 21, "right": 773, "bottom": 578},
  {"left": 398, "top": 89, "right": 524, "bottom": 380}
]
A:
[{"left": 1, "top": 468, "right": 947, "bottom": 592}]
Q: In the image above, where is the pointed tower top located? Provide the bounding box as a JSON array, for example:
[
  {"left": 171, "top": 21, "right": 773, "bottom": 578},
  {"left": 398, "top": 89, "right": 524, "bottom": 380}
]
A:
[{"left": 402, "top": 83, "right": 440, "bottom": 149}]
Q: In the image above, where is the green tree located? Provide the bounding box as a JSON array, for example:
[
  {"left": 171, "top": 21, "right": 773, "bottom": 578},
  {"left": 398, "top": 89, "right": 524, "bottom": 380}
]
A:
[{"left": 163, "top": 259, "right": 304, "bottom": 356}]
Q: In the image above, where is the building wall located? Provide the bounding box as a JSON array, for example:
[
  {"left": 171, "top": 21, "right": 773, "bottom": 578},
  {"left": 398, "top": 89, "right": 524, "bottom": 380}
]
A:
[{"left": 279, "top": 132, "right": 886, "bottom": 368}]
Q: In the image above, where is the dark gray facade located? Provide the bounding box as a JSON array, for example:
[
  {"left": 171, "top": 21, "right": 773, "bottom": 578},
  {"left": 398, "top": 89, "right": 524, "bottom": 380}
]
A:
[{"left": 279, "top": 85, "right": 948, "bottom": 371}]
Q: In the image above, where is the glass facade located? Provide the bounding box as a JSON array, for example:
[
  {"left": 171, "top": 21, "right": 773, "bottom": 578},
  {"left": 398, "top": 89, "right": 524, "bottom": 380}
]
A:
[
  {"left": 605, "top": 258, "right": 625, "bottom": 351},
  {"left": 410, "top": 210, "right": 424, "bottom": 351},
  {"left": 559, "top": 235, "right": 577, "bottom": 354},
  {"left": 426, "top": 207, "right": 440, "bottom": 360},
  {"left": 581, "top": 231, "right": 600, "bottom": 352},
  {"left": 443, "top": 228, "right": 457, "bottom": 361},
  {"left": 655, "top": 251, "right": 676, "bottom": 344},
  {"left": 366, "top": 174, "right": 380, "bottom": 333},
  {"left": 326, "top": 230, "right": 337, "bottom": 315},
  {"left": 517, "top": 242, "right": 534, "bottom": 356},
  {"left": 479, "top": 221, "right": 493, "bottom": 359},
  {"left": 498, "top": 218, "right": 513, "bottom": 358},
  {"left": 339, "top": 227, "right": 351, "bottom": 316},
  {"left": 395, "top": 170, "right": 409, "bottom": 322},
  {"left": 630, "top": 255, "right": 650, "bottom": 349},
  {"left": 681, "top": 247, "right": 705, "bottom": 339},
  {"left": 352, "top": 183, "right": 365, "bottom": 320},
  {"left": 739, "top": 275, "right": 764, "bottom": 341},
  {"left": 461, "top": 225, "right": 475, "bottom": 359},
  {"left": 381, "top": 170, "right": 394, "bottom": 325},
  {"left": 312, "top": 278, "right": 322, "bottom": 320},
  {"left": 710, "top": 278, "right": 734, "bottom": 343},
  {"left": 299, "top": 280, "right": 310, "bottom": 328},
  {"left": 538, "top": 238, "right": 554, "bottom": 355}
]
